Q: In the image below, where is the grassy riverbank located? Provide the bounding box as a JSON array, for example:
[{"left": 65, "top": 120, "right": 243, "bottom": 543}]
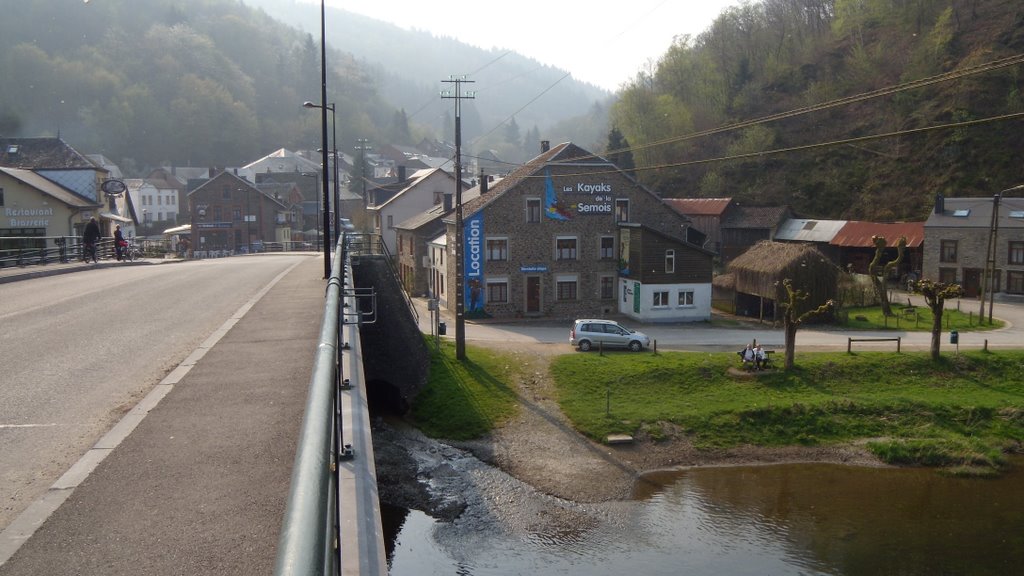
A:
[
  {"left": 411, "top": 339, "right": 1024, "bottom": 475},
  {"left": 552, "top": 349, "right": 1024, "bottom": 475}
]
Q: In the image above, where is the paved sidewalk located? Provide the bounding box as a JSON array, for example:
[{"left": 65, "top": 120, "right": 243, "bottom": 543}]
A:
[
  {"left": 0, "top": 256, "right": 185, "bottom": 284},
  {"left": 0, "top": 256, "right": 326, "bottom": 575}
]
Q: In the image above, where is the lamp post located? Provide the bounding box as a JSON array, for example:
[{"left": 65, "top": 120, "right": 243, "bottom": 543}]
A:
[{"left": 304, "top": 101, "right": 340, "bottom": 246}]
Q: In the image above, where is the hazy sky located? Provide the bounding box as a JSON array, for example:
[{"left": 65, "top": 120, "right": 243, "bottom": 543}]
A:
[{"left": 313, "top": 0, "right": 740, "bottom": 91}]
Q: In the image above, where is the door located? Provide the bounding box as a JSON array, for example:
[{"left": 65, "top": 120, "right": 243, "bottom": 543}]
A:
[
  {"left": 526, "top": 276, "right": 542, "bottom": 314},
  {"left": 962, "top": 268, "right": 981, "bottom": 298}
]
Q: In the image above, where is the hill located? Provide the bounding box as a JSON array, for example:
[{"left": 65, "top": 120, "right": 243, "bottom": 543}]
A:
[
  {"left": 610, "top": 0, "right": 1024, "bottom": 221},
  {"left": 0, "top": 0, "right": 611, "bottom": 173}
]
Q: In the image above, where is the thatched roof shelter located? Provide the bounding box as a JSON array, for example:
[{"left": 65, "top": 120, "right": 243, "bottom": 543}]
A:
[{"left": 727, "top": 241, "right": 839, "bottom": 319}]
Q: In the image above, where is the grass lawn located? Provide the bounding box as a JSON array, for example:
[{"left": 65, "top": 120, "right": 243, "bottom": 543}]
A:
[
  {"left": 550, "top": 349, "right": 1024, "bottom": 475},
  {"left": 838, "top": 304, "right": 1004, "bottom": 331},
  {"left": 409, "top": 338, "right": 520, "bottom": 440}
]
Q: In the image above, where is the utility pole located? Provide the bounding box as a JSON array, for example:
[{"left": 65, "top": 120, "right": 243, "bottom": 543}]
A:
[
  {"left": 355, "top": 138, "right": 372, "bottom": 212},
  {"left": 441, "top": 76, "right": 475, "bottom": 361}
]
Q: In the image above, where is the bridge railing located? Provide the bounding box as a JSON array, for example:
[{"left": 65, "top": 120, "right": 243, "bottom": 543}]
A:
[{"left": 274, "top": 233, "right": 387, "bottom": 576}]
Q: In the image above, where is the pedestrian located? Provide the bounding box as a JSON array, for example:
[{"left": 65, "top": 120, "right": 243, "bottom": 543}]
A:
[
  {"left": 82, "top": 217, "right": 101, "bottom": 263},
  {"left": 754, "top": 344, "right": 766, "bottom": 370},
  {"left": 114, "top": 225, "right": 125, "bottom": 261}
]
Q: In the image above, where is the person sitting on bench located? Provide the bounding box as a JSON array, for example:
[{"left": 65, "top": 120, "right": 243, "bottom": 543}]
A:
[
  {"left": 754, "top": 345, "right": 767, "bottom": 370},
  {"left": 739, "top": 344, "right": 756, "bottom": 370}
]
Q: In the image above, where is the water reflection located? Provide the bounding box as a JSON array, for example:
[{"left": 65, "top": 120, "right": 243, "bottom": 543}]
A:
[{"left": 387, "top": 460, "right": 1024, "bottom": 575}]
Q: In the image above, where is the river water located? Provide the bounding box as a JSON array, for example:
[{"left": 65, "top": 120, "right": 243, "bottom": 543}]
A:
[{"left": 384, "top": 457, "right": 1024, "bottom": 575}]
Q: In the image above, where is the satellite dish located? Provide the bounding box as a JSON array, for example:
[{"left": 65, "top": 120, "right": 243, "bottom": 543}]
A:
[{"left": 101, "top": 179, "right": 127, "bottom": 196}]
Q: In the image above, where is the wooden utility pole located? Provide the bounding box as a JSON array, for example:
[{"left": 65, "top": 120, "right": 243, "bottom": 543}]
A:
[{"left": 441, "top": 76, "right": 475, "bottom": 360}]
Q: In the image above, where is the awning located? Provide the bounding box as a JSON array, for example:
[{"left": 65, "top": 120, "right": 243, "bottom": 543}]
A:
[
  {"left": 163, "top": 224, "right": 192, "bottom": 235},
  {"left": 100, "top": 212, "right": 133, "bottom": 223}
]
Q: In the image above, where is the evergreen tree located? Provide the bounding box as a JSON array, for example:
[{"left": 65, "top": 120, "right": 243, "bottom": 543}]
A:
[{"left": 606, "top": 126, "right": 635, "bottom": 174}]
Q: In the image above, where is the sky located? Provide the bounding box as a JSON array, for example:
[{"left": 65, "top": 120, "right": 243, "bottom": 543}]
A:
[{"left": 316, "top": 0, "right": 740, "bottom": 91}]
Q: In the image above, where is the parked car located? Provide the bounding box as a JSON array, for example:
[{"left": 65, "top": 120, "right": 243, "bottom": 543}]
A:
[{"left": 569, "top": 319, "right": 651, "bottom": 352}]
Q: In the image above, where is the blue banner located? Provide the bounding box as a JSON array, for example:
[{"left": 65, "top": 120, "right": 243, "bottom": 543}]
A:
[{"left": 464, "top": 211, "right": 485, "bottom": 313}]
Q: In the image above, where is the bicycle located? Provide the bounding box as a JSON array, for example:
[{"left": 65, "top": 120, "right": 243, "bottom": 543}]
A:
[{"left": 82, "top": 241, "right": 98, "bottom": 263}]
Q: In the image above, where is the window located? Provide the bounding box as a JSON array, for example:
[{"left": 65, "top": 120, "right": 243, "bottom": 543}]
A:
[
  {"left": 486, "top": 238, "right": 508, "bottom": 261},
  {"left": 600, "top": 236, "right": 614, "bottom": 260},
  {"left": 938, "top": 267, "right": 957, "bottom": 284},
  {"left": 1008, "top": 271, "right": 1024, "bottom": 294},
  {"left": 556, "top": 275, "right": 578, "bottom": 301},
  {"left": 0, "top": 188, "right": 5, "bottom": 206},
  {"left": 486, "top": 280, "right": 509, "bottom": 303},
  {"left": 653, "top": 291, "right": 670, "bottom": 307},
  {"left": 526, "top": 198, "right": 541, "bottom": 223},
  {"left": 600, "top": 276, "right": 615, "bottom": 299},
  {"left": 678, "top": 290, "right": 695, "bottom": 307},
  {"left": 665, "top": 249, "right": 675, "bottom": 273},
  {"left": 555, "top": 237, "right": 577, "bottom": 260},
  {"left": 222, "top": 185, "right": 231, "bottom": 199},
  {"left": 1009, "top": 241, "right": 1024, "bottom": 265},
  {"left": 940, "top": 240, "right": 958, "bottom": 263},
  {"left": 615, "top": 199, "right": 629, "bottom": 223},
  {"left": 232, "top": 209, "right": 241, "bottom": 221}
]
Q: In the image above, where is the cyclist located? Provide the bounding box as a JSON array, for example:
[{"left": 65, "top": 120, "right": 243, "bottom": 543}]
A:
[{"left": 82, "top": 217, "right": 101, "bottom": 263}]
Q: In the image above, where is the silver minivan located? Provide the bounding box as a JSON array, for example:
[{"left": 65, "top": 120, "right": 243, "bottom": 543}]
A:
[{"left": 569, "top": 319, "right": 650, "bottom": 352}]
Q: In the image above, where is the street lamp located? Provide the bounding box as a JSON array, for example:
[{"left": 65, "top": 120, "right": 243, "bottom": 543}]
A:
[{"left": 304, "top": 101, "right": 340, "bottom": 246}]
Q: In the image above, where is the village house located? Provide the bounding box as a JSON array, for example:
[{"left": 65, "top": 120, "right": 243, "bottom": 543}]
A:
[
  {"left": 435, "top": 141, "right": 713, "bottom": 321},
  {"left": 924, "top": 194, "right": 1024, "bottom": 299},
  {"left": 367, "top": 167, "right": 457, "bottom": 256},
  {"left": 187, "top": 171, "right": 292, "bottom": 256}
]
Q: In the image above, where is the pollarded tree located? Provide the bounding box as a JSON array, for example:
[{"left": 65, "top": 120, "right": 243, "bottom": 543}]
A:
[
  {"left": 913, "top": 279, "right": 965, "bottom": 361},
  {"left": 868, "top": 235, "right": 906, "bottom": 317},
  {"left": 780, "top": 278, "right": 835, "bottom": 370}
]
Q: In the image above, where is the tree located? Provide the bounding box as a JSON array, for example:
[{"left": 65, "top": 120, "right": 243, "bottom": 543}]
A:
[
  {"left": 780, "top": 278, "right": 834, "bottom": 370},
  {"left": 868, "top": 235, "right": 906, "bottom": 316},
  {"left": 605, "top": 126, "right": 635, "bottom": 174},
  {"left": 913, "top": 279, "right": 965, "bottom": 361}
]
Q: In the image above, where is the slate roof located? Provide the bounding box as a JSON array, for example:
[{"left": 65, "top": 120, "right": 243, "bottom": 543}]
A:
[
  {"left": 0, "top": 138, "right": 99, "bottom": 170},
  {"left": 925, "top": 196, "right": 1024, "bottom": 229},
  {"left": 663, "top": 197, "right": 732, "bottom": 217},
  {"left": 449, "top": 142, "right": 618, "bottom": 222},
  {"left": 831, "top": 221, "right": 926, "bottom": 248},
  {"left": 0, "top": 167, "right": 99, "bottom": 208},
  {"left": 720, "top": 205, "right": 790, "bottom": 229}
]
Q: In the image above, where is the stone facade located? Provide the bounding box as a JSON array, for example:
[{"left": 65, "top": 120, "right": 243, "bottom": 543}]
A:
[
  {"left": 923, "top": 196, "right": 1024, "bottom": 298},
  {"left": 440, "top": 142, "right": 698, "bottom": 320}
]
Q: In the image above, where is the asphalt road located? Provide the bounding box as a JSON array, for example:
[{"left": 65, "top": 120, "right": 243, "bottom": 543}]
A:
[
  {"left": 421, "top": 293, "right": 1024, "bottom": 353},
  {"left": 0, "top": 255, "right": 314, "bottom": 536}
]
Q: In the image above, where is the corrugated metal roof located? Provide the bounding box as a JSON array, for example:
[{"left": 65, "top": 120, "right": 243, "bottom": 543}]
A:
[
  {"left": 774, "top": 218, "right": 848, "bottom": 243},
  {"left": 663, "top": 197, "right": 732, "bottom": 216},
  {"left": 831, "top": 221, "right": 925, "bottom": 248}
]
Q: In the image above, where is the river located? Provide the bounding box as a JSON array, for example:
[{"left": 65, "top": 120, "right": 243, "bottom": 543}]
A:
[{"left": 383, "top": 453, "right": 1024, "bottom": 575}]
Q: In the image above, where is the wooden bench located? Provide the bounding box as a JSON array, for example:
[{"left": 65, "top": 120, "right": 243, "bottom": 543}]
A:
[{"left": 847, "top": 336, "right": 901, "bottom": 353}]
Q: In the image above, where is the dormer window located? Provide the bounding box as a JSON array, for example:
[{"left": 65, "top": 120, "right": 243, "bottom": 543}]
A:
[{"left": 6, "top": 145, "right": 19, "bottom": 154}]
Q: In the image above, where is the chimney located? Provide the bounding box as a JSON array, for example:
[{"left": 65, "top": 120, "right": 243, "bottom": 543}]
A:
[
  {"left": 443, "top": 193, "right": 453, "bottom": 212},
  {"left": 540, "top": 140, "right": 550, "bottom": 153},
  {"left": 480, "top": 170, "right": 488, "bottom": 193},
  {"left": 397, "top": 165, "right": 406, "bottom": 182},
  {"left": 935, "top": 193, "right": 945, "bottom": 214}
]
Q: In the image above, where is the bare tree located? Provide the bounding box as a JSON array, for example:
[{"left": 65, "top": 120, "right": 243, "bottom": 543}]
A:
[
  {"left": 868, "top": 235, "right": 906, "bottom": 317},
  {"left": 913, "top": 279, "right": 965, "bottom": 361},
  {"left": 781, "top": 278, "right": 835, "bottom": 370}
]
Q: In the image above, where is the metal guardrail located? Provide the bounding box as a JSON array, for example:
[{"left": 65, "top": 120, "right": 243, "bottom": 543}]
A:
[{"left": 274, "top": 233, "right": 387, "bottom": 576}]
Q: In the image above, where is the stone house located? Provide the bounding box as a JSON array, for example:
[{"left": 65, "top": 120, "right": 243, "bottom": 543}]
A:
[
  {"left": 187, "top": 171, "right": 290, "bottom": 255},
  {"left": 437, "top": 141, "right": 703, "bottom": 320},
  {"left": 923, "top": 195, "right": 1024, "bottom": 298}
]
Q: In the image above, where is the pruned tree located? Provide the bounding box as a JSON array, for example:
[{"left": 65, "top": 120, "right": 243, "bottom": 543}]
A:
[
  {"left": 780, "top": 278, "right": 835, "bottom": 370},
  {"left": 868, "top": 235, "right": 906, "bottom": 317},
  {"left": 913, "top": 279, "right": 965, "bottom": 361}
]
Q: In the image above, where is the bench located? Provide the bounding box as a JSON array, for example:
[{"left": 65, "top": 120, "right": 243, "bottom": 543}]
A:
[{"left": 847, "top": 336, "right": 901, "bottom": 353}]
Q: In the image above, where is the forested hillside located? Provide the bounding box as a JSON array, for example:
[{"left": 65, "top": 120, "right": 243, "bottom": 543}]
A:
[
  {"left": 610, "top": 0, "right": 1024, "bottom": 221},
  {"left": 0, "top": 0, "right": 608, "bottom": 174}
]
